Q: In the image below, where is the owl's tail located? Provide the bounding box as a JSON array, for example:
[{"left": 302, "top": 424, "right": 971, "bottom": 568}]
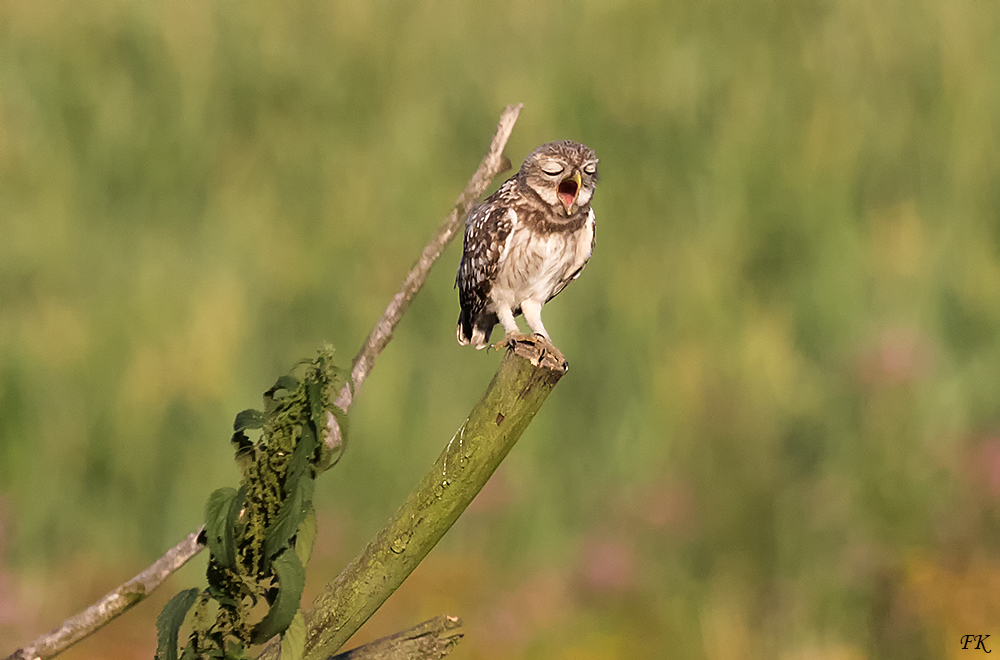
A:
[{"left": 456, "top": 309, "right": 496, "bottom": 350}]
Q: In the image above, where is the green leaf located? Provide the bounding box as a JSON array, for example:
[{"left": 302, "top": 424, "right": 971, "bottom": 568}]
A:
[
  {"left": 264, "top": 474, "right": 313, "bottom": 558},
  {"left": 205, "top": 583, "right": 240, "bottom": 609},
  {"left": 298, "top": 474, "right": 315, "bottom": 506},
  {"left": 315, "top": 410, "right": 346, "bottom": 474},
  {"left": 294, "top": 504, "right": 317, "bottom": 567},
  {"left": 179, "top": 638, "right": 197, "bottom": 660},
  {"left": 272, "top": 375, "right": 300, "bottom": 395},
  {"left": 230, "top": 430, "right": 253, "bottom": 455},
  {"left": 298, "top": 422, "right": 319, "bottom": 457},
  {"left": 264, "top": 375, "right": 301, "bottom": 413},
  {"left": 306, "top": 379, "right": 332, "bottom": 444},
  {"left": 250, "top": 550, "right": 306, "bottom": 644},
  {"left": 262, "top": 422, "right": 320, "bottom": 558},
  {"left": 188, "top": 591, "right": 214, "bottom": 635},
  {"left": 204, "top": 487, "right": 242, "bottom": 568},
  {"left": 280, "top": 612, "right": 307, "bottom": 660},
  {"left": 155, "top": 588, "right": 200, "bottom": 660},
  {"left": 233, "top": 409, "right": 265, "bottom": 431},
  {"left": 330, "top": 363, "right": 353, "bottom": 397},
  {"left": 307, "top": 381, "right": 324, "bottom": 418},
  {"left": 230, "top": 484, "right": 247, "bottom": 535},
  {"left": 327, "top": 405, "right": 349, "bottom": 444},
  {"left": 231, "top": 432, "right": 255, "bottom": 479},
  {"left": 226, "top": 641, "right": 250, "bottom": 659}
]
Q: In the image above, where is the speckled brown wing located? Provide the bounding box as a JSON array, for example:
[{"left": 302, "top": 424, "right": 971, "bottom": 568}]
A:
[{"left": 455, "top": 182, "right": 517, "bottom": 345}]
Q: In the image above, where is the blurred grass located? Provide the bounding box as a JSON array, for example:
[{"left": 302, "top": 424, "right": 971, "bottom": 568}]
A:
[{"left": 2, "top": 0, "right": 1000, "bottom": 658}]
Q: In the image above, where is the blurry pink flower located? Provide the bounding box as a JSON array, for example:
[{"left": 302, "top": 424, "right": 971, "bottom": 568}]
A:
[
  {"left": 476, "top": 570, "right": 570, "bottom": 654},
  {"left": 517, "top": 570, "right": 570, "bottom": 627},
  {"left": 577, "top": 536, "right": 636, "bottom": 594},
  {"left": 856, "top": 328, "right": 931, "bottom": 385},
  {"left": 480, "top": 600, "right": 530, "bottom": 650},
  {"left": 642, "top": 482, "right": 698, "bottom": 539},
  {"left": 975, "top": 437, "right": 1000, "bottom": 499}
]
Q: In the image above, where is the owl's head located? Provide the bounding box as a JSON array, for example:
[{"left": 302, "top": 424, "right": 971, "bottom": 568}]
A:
[{"left": 519, "top": 140, "right": 598, "bottom": 217}]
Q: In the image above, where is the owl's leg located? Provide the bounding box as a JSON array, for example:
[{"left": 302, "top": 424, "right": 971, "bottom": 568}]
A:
[
  {"left": 520, "top": 299, "right": 550, "bottom": 340},
  {"left": 489, "top": 303, "right": 524, "bottom": 351},
  {"left": 497, "top": 303, "right": 520, "bottom": 337}
]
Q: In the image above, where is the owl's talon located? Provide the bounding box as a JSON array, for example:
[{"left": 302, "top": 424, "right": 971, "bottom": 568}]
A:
[
  {"left": 493, "top": 333, "right": 538, "bottom": 352},
  {"left": 491, "top": 335, "right": 516, "bottom": 352}
]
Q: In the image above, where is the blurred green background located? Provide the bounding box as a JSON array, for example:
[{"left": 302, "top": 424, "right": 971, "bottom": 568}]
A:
[{"left": 2, "top": 0, "right": 1000, "bottom": 658}]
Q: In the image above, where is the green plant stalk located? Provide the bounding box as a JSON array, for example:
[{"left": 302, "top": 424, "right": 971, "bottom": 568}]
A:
[{"left": 260, "top": 338, "right": 566, "bottom": 660}]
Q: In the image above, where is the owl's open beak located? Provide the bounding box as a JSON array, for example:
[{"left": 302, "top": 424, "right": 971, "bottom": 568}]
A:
[{"left": 557, "top": 171, "right": 582, "bottom": 212}]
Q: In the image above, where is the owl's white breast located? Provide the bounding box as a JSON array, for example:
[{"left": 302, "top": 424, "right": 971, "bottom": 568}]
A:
[{"left": 492, "top": 208, "right": 594, "bottom": 310}]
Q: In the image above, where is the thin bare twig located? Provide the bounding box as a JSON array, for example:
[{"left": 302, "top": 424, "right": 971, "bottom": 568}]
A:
[
  {"left": 4, "top": 528, "right": 204, "bottom": 660},
  {"left": 2, "top": 104, "right": 523, "bottom": 660},
  {"left": 334, "top": 102, "right": 522, "bottom": 412}
]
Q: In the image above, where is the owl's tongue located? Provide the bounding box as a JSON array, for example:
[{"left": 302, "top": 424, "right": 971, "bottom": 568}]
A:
[{"left": 558, "top": 179, "right": 578, "bottom": 208}]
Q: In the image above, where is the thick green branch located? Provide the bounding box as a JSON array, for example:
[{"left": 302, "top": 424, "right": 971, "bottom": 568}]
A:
[{"left": 261, "top": 337, "right": 567, "bottom": 660}]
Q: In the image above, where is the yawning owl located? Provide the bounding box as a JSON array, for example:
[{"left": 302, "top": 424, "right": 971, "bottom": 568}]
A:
[{"left": 456, "top": 140, "right": 598, "bottom": 349}]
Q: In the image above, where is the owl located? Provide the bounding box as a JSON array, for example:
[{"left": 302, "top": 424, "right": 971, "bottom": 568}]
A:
[{"left": 456, "top": 140, "right": 598, "bottom": 349}]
